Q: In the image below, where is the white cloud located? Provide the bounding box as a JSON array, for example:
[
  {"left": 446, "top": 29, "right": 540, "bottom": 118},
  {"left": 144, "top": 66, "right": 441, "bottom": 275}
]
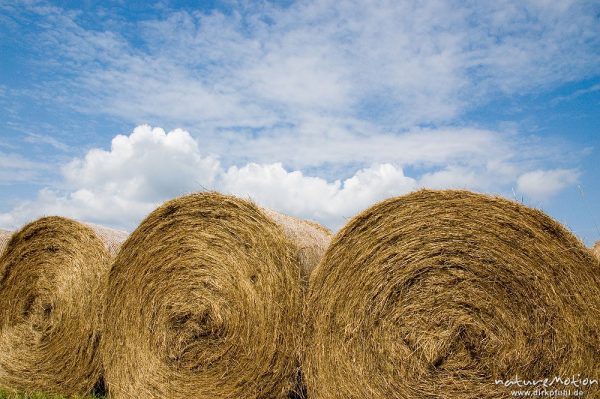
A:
[
  {"left": 418, "top": 166, "right": 482, "bottom": 190},
  {"left": 0, "top": 2, "right": 593, "bottom": 213},
  {"left": 61, "top": 125, "right": 220, "bottom": 202},
  {"left": 7, "top": 0, "right": 598, "bottom": 133},
  {"left": 23, "top": 133, "right": 71, "bottom": 151},
  {"left": 211, "top": 120, "right": 513, "bottom": 170},
  {"left": 0, "top": 2, "right": 593, "bottom": 242},
  {"left": 0, "top": 152, "right": 50, "bottom": 184},
  {"left": 516, "top": 169, "right": 580, "bottom": 201},
  {"left": 0, "top": 188, "right": 156, "bottom": 230},
  {"left": 246, "top": 52, "right": 350, "bottom": 110},
  {"left": 222, "top": 162, "right": 416, "bottom": 227},
  {"left": 0, "top": 126, "right": 581, "bottom": 231},
  {"left": 0, "top": 126, "right": 217, "bottom": 228}
]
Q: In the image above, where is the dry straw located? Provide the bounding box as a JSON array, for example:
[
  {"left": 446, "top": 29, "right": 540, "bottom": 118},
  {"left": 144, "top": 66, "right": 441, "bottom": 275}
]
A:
[
  {"left": 305, "top": 189, "right": 600, "bottom": 399},
  {"left": 0, "top": 217, "right": 120, "bottom": 396},
  {"left": 593, "top": 240, "right": 600, "bottom": 260},
  {"left": 86, "top": 223, "right": 129, "bottom": 257},
  {"left": 261, "top": 208, "right": 331, "bottom": 279},
  {"left": 101, "top": 192, "right": 330, "bottom": 399},
  {"left": 0, "top": 229, "right": 12, "bottom": 256}
]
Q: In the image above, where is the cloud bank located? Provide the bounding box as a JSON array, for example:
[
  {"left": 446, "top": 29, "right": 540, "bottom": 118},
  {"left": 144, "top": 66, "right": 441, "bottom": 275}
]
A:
[{"left": 0, "top": 125, "right": 580, "bottom": 231}]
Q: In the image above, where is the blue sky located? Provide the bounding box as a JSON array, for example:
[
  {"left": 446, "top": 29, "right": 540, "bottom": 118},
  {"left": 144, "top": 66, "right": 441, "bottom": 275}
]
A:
[{"left": 0, "top": 0, "right": 599, "bottom": 245}]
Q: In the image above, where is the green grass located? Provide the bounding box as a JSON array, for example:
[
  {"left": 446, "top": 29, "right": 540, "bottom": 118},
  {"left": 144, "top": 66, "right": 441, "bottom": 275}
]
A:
[{"left": 0, "top": 391, "right": 103, "bottom": 399}]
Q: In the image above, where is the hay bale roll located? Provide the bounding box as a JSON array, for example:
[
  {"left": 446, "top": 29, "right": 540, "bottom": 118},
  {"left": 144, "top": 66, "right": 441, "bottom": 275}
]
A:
[
  {"left": 261, "top": 208, "right": 331, "bottom": 279},
  {"left": 305, "top": 189, "right": 600, "bottom": 399},
  {"left": 101, "top": 192, "right": 331, "bottom": 399},
  {"left": 0, "top": 217, "right": 124, "bottom": 396},
  {"left": 593, "top": 240, "right": 600, "bottom": 260},
  {"left": 87, "top": 223, "right": 130, "bottom": 257},
  {"left": 0, "top": 229, "right": 12, "bottom": 255}
]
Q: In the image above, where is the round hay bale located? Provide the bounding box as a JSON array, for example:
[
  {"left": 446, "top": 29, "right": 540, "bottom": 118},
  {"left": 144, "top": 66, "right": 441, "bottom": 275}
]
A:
[
  {"left": 593, "top": 240, "right": 600, "bottom": 260},
  {"left": 101, "top": 192, "right": 330, "bottom": 399},
  {"left": 305, "top": 189, "right": 600, "bottom": 399},
  {"left": 261, "top": 208, "right": 332, "bottom": 279},
  {"left": 86, "top": 223, "right": 130, "bottom": 257},
  {"left": 0, "top": 229, "right": 12, "bottom": 256},
  {"left": 0, "top": 217, "right": 113, "bottom": 396}
]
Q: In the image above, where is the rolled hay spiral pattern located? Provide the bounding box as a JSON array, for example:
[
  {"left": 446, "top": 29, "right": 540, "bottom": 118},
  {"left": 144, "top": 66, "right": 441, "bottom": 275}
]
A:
[
  {"left": 0, "top": 217, "right": 114, "bottom": 396},
  {"left": 101, "top": 192, "right": 330, "bottom": 399},
  {"left": 305, "top": 189, "right": 600, "bottom": 399}
]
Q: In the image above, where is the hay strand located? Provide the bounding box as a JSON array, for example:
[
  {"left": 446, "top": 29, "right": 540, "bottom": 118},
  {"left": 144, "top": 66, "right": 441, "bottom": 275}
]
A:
[
  {"left": 0, "top": 217, "right": 114, "bottom": 396},
  {"left": 101, "top": 192, "right": 328, "bottom": 398},
  {"left": 305, "top": 189, "right": 600, "bottom": 399}
]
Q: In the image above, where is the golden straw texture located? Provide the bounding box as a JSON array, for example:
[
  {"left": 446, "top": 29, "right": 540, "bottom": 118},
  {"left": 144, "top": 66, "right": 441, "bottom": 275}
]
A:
[
  {"left": 0, "top": 230, "right": 11, "bottom": 256},
  {"left": 102, "top": 192, "right": 327, "bottom": 399},
  {"left": 0, "top": 217, "right": 113, "bottom": 396},
  {"left": 305, "top": 189, "right": 600, "bottom": 399},
  {"left": 87, "top": 223, "right": 129, "bottom": 257},
  {"left": 261, "top": 208, "right": 331, "bottom": 279},
  {"left": 593, "top": 240, "right": 600, "bottom": 260}
]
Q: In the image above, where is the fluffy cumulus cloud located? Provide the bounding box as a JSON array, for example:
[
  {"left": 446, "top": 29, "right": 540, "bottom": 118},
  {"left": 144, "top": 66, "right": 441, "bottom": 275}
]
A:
[
  {"left": 0, "top": 126, "right": 580, "bottom": 231},
  {"left": 62, "top": 126, "right": 220, "bottom": 202},
  {"left": 223, "top": 162, "right": 416, "bottom": 227}
]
